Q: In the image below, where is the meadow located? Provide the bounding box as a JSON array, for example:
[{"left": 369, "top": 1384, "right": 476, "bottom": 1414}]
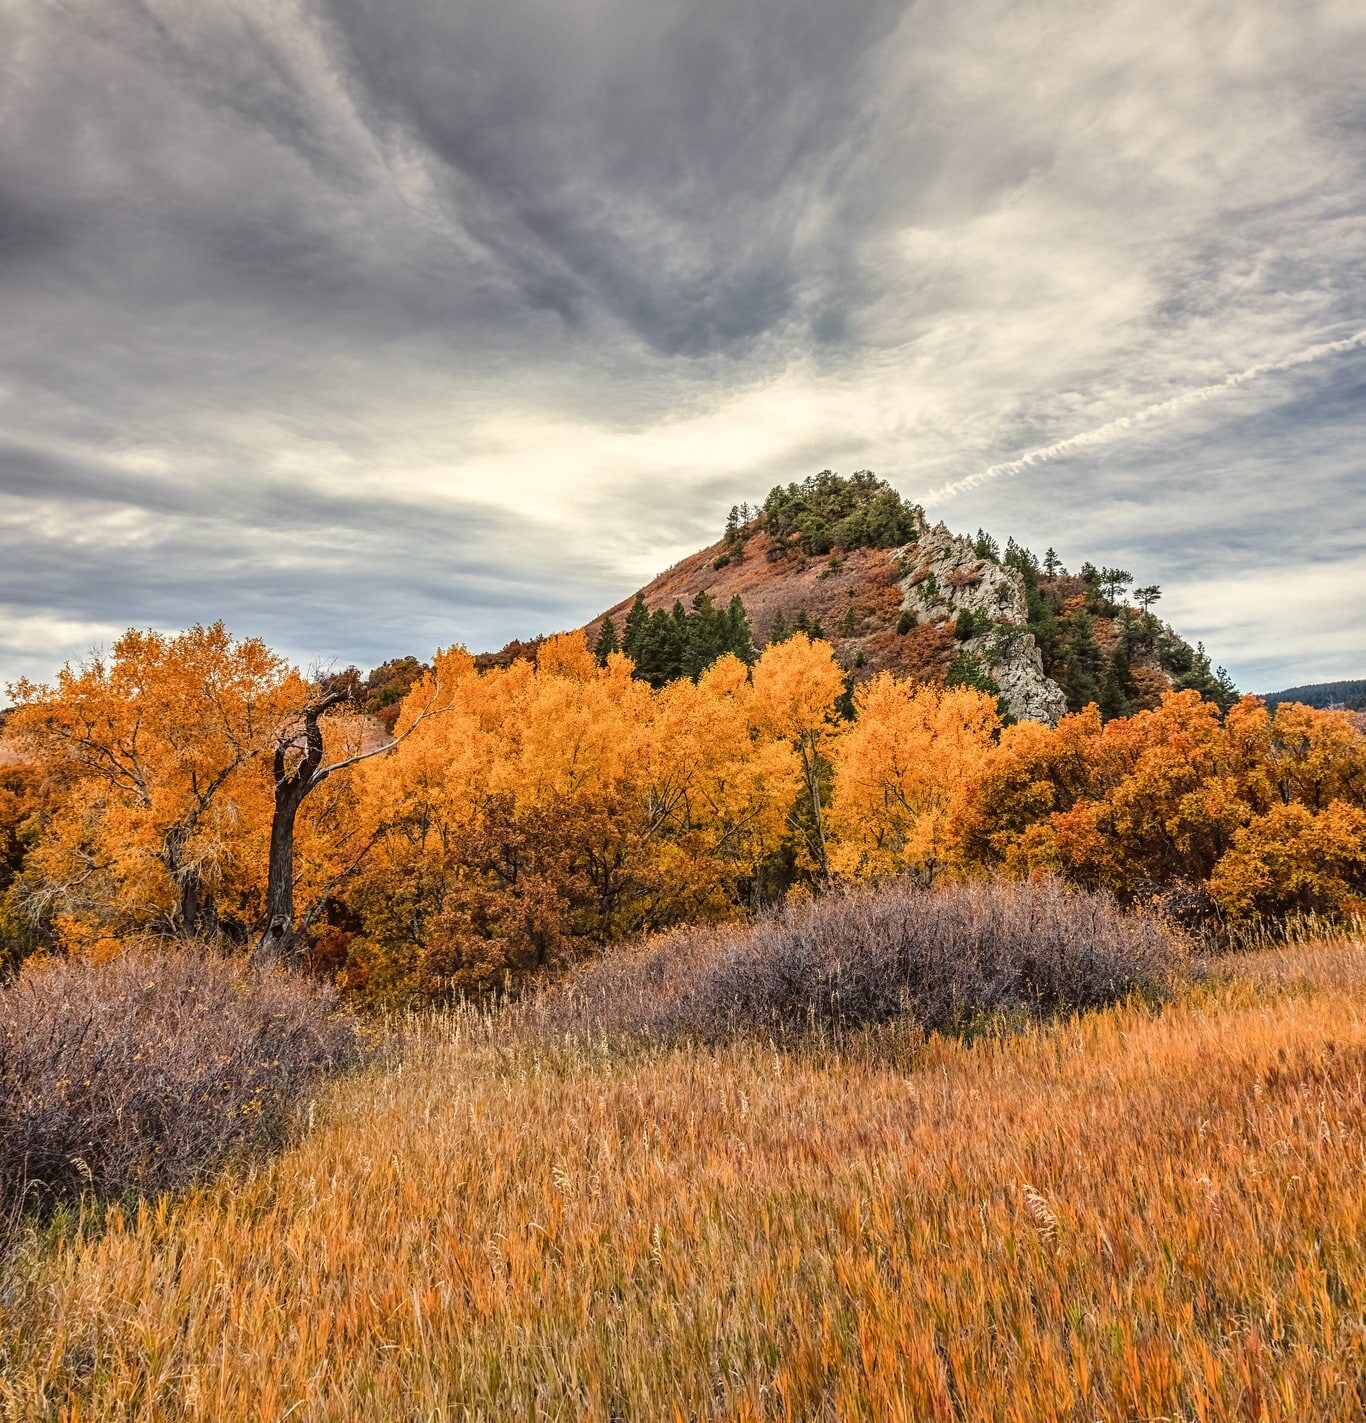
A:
[{"left": 2, "top": 935, "right": 1363, "bottom": 1422}]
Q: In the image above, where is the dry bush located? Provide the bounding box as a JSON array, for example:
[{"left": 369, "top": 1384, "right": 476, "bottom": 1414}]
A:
[
  {"left": 531, "top": 876, "right": 1186, "bottom": 1043},
  {"left": 0, "top": 949, "right": 362, "bottom": 1214}
]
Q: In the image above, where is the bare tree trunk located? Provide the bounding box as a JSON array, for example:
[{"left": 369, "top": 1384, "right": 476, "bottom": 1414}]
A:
[
  {"left": 254, "top": 680, "right": 445, "bottom": 967},
  {"left": 256, "top": 693, "right": 336, "bottom": 966}
]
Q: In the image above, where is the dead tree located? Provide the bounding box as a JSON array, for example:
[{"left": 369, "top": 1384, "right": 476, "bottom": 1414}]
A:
[{"left": 256, "top": 681, "right": 443, "bottom": 966}]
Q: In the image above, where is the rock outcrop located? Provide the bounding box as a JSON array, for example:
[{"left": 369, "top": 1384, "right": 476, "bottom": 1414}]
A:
[{"left": 899, "top": 523, "right": 1068, "bottom": 724}]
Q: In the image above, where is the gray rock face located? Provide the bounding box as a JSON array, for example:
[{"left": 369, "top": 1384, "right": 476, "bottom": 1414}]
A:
[{"left": 896, "top": 523, "right": 1068, "bottom": 725}]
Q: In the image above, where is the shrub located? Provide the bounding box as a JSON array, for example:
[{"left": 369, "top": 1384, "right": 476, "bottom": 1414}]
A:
[
  {"left": 0, "top": 949, "right": 363, "bottom": 1214},
  {"left": 529, "top": 878, "right": 1186, "bottom": 1045}
]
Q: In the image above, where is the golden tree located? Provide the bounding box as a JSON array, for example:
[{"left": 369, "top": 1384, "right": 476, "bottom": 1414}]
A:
[
  {"left": 750, "top": 634, "right": 846, "bottom": 881},
  {"left": 5, "top": 625, "right": 304, "bottom": 946},
  {"left": 830, "top": 677, "right": 999, "bottom": 883}
]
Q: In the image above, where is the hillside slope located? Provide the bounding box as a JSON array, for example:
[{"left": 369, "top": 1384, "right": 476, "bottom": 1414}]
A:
[{"left": 581, "top": 473, "right": 1231, "bottom": 725}]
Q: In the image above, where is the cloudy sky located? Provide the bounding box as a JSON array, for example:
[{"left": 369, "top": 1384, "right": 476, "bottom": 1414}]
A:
[{"left": 2, "top": 0, "right": 1363, "bottom": 694}]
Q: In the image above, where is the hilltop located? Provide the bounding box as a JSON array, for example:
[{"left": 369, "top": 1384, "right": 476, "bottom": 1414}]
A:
[{"left": 578, "top": 471, "right": 1234, "bottom": 724}]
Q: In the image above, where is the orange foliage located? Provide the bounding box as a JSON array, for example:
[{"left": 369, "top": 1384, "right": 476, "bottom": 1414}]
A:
[
  {"left": 3, "top": 624, "right": 366, "bottom": 949},
  {"left": 830, "top": 676, "right": 999, "bottom": 882},
  {"left": 5, "top": 619, "right": 1363, "bottom": 984},
  {"left": 959, "top": 692, "right": 1366, "bottom": 924},
  {"left": 341, "top": 636, "right": 800, "bottom": 999}
]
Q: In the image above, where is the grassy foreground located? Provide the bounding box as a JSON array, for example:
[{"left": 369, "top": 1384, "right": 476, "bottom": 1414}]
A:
[{"left": 2, "top": 944, "right": 1364, "bottom": 1421}]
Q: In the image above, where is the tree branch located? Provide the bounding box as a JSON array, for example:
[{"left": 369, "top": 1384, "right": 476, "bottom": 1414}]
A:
[{"left": 310, "top": 683, "right": 449, "bottom": 786}]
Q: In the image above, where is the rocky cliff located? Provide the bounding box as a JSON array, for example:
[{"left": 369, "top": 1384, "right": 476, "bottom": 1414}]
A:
[{"left": 899, "top": 521, "right": 1068, "bottom": 723}]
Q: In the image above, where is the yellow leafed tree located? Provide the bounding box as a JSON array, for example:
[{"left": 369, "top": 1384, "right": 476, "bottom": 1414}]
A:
[
  {"left": 750, "top": 634, "right": 846, "bottom": 882},
  {"left": 829, "top": 676, "right": 1000, "bottom": 883}
]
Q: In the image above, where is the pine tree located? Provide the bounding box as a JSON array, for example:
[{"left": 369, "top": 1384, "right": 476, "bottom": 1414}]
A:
[
  {"left": 768, "top": 610, "right": 790, "bottom": 646},
  {"left": 1059, "top": 608, "right": 1104, "bottom": 711},
  {"left": 593, "top": 616, "right": 620, "bottom": 666},
  {"left": 1004, "top": 538, "right": 1039, "bottom": 584},
  {"left": 622, "top": 592, "right": 649, "bottom": 663},
  {"left": 681, "top": 592, "right": 723, "bottom": 679},
  {"left": 726, "top": 595, "right": 755, "bottom": 663},
  {"left": 1100, "top": 567, "right": 1133, "bottom": 607},
  {"left": 1044, "top": 547, "right": 1062, "bottom": 578},
  {"left": 1099, "top": 644, "right": 1133, "bottom": 721},
  {"left": 1134, "top": 584, "right": 1161, "bottom": 644},
  {"left": 636, "top": 609, "right": 685, "bottom": 688}
]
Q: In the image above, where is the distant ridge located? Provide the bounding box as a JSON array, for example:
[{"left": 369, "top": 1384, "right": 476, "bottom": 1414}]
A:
[{"left": 1260, "top": 678, "right": 1366, "bottom": 711}]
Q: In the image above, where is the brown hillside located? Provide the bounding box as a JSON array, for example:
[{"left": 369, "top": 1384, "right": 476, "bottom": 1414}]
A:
[{"left": 584, "top": 530, "right": 955, "bottom": 684}]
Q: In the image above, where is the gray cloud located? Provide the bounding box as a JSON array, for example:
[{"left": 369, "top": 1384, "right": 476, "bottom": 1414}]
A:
[{"left": 1, "top": 0, "right": 1364, "bottom": 692}]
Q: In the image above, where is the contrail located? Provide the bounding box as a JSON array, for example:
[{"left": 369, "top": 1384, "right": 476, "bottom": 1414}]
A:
[{"left": 922, "top": 327, "right": 1366, "bottom": 506}]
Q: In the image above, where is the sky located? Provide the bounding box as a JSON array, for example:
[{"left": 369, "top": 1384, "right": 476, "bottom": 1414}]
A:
[{"left": 1, "top": 0, "right": 1364, "bottom": 695}]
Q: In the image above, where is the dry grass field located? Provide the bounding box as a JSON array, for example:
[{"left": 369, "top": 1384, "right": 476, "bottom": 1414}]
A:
[{"left": 2, "top": 941, "right": 1364, "bottom": 1422}]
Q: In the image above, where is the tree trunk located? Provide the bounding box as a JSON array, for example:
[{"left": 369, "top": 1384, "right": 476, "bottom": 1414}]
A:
[
  {"left": 163, "top": 824, "right": 204, "bottom": 939},
  {"left": 253, "top": 679, "right": 443, "bottom": 967},
  {"left": 258, "top": 779, "right": 309, "bottom": 963},
  {"left": 255, "top": 696, "right": 334, "bottom": 966},
  {"left": 802, "top": 735, "right": 831, "bottom": 884}
]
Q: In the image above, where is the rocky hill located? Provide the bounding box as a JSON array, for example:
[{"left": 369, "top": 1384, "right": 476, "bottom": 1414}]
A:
[{"left": 579, "top": 471, "right": 1235, "bottom": 725}]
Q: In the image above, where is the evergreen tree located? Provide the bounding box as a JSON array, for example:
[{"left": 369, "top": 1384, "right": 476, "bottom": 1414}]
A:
[
  {"left": 681, "top": 592, "right": 725, "bottom": 679},
  {"left": 1043, "top": 547, "right": 1062, "bottom": 577},
  {"left": 1134, "top": 584, "right": 1161, "bottom": 644},
  {"left": 725, "top": 594, "right": 755, "bottom": 663},
  {"left": 1117, "top": 607, "right": 1143, "bottom": 654},
  {"left": 834, "top": 672, "right": 857, "bottom": 722},
  {"left": 1100, "top": 567, "right": 1133, "bottom": 607},
  {"left": 1174, "top": 642, "right": 1240, "bottom": 715},
  {"left": 593, "top": 616, "right": 620, "bottom": 666},
  {"left": 768, "top": 610, "right": 790, "bottom": 645},
  {"left": 759, "top": 470, "right": 919, "bottom": 557},
  {"left": 1078, "top": 563, "right": 1106, "bottom": 614},
  {"left": 635, "top": 608, "right": 685, "bottom": 688},
  {"left": 1058, "top": 607, "right": 1104, "bottom": 711},
  {"left": 1099, "top": 643, "right": 1134, "bottom": 721},
  {"left": 622, "top": 592, "right": 650, "bottom": 663},
  {"left": 945, "top": 650, "right": 1011, "bottom": 722},
  {"left": 1004, "top": 537, "right": 1039, "bottom": 584},
  {"left": 620, "top": 590, "right": 759, "bottom": 683},
  {"left": 974, "top": 528, "right": 1000, "bottom": 561},
  {"left": 1025, "top": 585, "right": 1060, "bottom": 665}
]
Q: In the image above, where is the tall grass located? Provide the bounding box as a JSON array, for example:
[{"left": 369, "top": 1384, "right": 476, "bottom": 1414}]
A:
[{"left": 1, "top": 938, "right": 1363, "bottom": 1420}]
